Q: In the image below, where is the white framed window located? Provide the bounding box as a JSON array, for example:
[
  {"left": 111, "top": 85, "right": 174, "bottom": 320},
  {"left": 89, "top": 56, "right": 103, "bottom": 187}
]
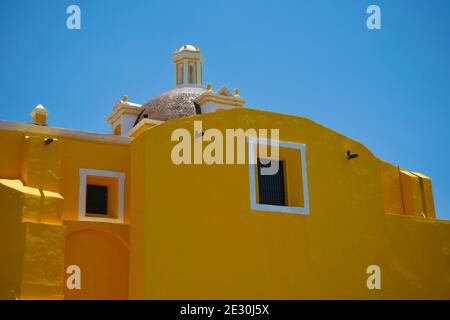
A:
[
  {"left": 78, "top": 169, "right": 125, "bottom": 223},
  {"left": 248, "top": 137, "right": 309, "bottom": 215}
]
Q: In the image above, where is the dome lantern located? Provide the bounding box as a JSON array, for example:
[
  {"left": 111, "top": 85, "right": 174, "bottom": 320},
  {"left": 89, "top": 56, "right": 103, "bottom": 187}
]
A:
[{"left": 173, "top": 44, "right": 203, "bottom": 87}]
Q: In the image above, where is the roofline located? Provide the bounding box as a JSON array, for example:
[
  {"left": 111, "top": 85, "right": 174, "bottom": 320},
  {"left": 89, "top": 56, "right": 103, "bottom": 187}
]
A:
[
  {"left": 126, "top": 118, "right": 163, "bottom": 137},
  {"left": 106, "top": 106, "right": 142, "bottom": 124},
  {"left": 0, "top": 120, "right": 131, "bottom": 145}
]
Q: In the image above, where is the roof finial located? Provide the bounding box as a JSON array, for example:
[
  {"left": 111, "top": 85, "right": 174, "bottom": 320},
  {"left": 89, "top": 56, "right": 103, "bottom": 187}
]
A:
[{"left": 30, "top": 104, "right": 48, "bottom": 126}]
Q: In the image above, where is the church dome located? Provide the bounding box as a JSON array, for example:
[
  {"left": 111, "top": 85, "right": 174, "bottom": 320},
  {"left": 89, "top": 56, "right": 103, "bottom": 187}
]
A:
[{"left": 134, "top": 86, "right": 207, "bottom": 124}]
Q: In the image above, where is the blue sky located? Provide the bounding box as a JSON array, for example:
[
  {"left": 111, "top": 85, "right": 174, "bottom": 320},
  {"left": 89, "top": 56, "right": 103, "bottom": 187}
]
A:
[{"left": 1, "top": 0, "right": 449, "bottom": 219}]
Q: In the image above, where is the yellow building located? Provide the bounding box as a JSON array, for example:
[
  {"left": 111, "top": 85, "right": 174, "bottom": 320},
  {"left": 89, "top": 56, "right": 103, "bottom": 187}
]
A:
[{"left": 0, "top": 44, "right": 449, "bottom": 300}]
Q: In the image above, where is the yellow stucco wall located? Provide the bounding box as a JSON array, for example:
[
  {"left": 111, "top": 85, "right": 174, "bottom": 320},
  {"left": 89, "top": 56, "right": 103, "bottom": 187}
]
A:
[
  {"left": 0, "top": 106, "right": 449, "bottom": 300},
  {"left": 0, "top": 128, "right": 130, "bottom": 299},
  {"left": 0, "top": 179, "right": 65, "bottom": 300},
  {"left": 64, "top": 221, "right": 129, "bottom": 300},
  {"left": 0, "top": 131, "right": 24, "bottom": 180},
  {"left": 0, "top": 130, "right": 130, "bottom": 222},
  {"left": 58, "top": 137, "right": 130, "bottom": 223},
  {"left": 380, "top": 160, "right": 436, "bottom": 218},
  {"left": 129, "top": 136, "right": 146, "bottom": 299},
  {"left": 129, "top": 108, "right": 450, "bottom": 299},
  {"left": 0, "top": 180, "right": 26, "bottom": 300}
]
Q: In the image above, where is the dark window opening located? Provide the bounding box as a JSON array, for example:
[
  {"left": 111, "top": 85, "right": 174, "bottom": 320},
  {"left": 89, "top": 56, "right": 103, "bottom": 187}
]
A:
[
  {"left": 189, "top": 65, "right": 195, "bottom": 84},
  {"left": 257, "top": 159, "right": 286, "bottom": 206},
  {"left": 86, "top": 184, "right": 108, "bottom": 215}
]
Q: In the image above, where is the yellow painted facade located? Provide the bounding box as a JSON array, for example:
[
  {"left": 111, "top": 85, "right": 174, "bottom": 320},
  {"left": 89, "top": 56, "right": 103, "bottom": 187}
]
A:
[
  {"left": 0, "top": 45, "right": 449, "bottom": 300},
  {"left": 0, "top": 126, "right": 130, "bottom": 299},
  {"left": 128, "top": 109, "right": 450, "bottom": 299}
]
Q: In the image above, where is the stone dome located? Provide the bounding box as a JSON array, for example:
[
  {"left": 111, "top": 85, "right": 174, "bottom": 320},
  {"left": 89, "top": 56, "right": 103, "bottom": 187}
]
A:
[{"left": 134, "top": 86, "right": 207, "bottom": 124}]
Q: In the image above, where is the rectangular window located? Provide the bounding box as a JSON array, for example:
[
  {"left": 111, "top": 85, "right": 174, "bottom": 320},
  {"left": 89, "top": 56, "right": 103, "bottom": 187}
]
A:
[
  {"left": 79, "top": 169, "right": 125, "bottom": 223},
  {"left": 248, "top": 137, "right": 309, "bottom": 215},
  {"left": 86, "top": 184, "right": 108, "bottom": 215},
  {"left": 257, "top": 159, "right": 286, "bottom": 206}
]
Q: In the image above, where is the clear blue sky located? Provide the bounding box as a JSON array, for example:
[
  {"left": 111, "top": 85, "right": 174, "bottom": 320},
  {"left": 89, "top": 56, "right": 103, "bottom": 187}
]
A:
[{"left": 1, "top": 0, "right": 449, "bottom": 219}]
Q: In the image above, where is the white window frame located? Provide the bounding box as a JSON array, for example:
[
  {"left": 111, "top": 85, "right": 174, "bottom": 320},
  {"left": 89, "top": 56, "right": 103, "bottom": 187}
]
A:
[
  {"left": 78, "top": 169, "right": 125, "bottom": 223},
  {"left": 248, "top": 137, "right": 309, "bottom": 215}
]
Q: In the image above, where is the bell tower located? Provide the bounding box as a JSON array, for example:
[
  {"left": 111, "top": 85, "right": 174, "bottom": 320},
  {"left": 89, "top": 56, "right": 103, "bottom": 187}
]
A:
[{"left": 173, "top": 44, "right": 203, "bottom": 87}]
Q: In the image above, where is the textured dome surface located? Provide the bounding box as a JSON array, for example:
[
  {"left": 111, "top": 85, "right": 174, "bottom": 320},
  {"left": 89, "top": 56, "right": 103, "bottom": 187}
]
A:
[{"left": 135, "top": 86, "right": 206, "bottom": 124}]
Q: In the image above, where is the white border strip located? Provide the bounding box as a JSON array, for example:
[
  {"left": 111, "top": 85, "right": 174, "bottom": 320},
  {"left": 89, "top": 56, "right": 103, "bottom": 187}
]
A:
[
  {"left": 126, "top": 118, "right": 163, "bottom": 137},
  {"left": 248, "top": 137, "right": 310, "bottom": 215},
  {"left": 78, "top": 169, "right": 125, "bottom": 223}
]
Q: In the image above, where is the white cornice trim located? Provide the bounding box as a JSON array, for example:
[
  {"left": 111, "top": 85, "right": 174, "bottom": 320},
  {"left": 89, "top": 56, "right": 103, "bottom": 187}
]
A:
[
  {"left": 173, "top": 51, "right": 204, "bottom": 62},
  {"left": 126, "top": 118, "right": 163, "bottom": 137},
  {"left": 194, "top": 91, "right": 245, "bottom": 106},
  {"left": 174, "top": 84, "right": 206, "bottom": 89},
  {"left": 0, "top": 120, "right": 131, "bottom": 145},
  {"left": 107, "top": 102, "right": 143, "bottom": 124}
]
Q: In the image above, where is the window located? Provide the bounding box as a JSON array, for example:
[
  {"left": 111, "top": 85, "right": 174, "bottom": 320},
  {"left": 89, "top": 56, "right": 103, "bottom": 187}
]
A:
[
  {"left": 86, "top": 184, "right": 108, "bottom": 215},
  {"left": 257, "top": 159, "right": 286, "bottom": 206},
  {"left": 188, "top": 64, "right": 195, "bottom": 84},
  {"left": 79, "top": 169, "right": 125, "bottom": 223},
  {"left": 248, "top": 137, "right": 309, "bottom": 214},
  {"left": 177, "top": 63, "right": 183, "bottom": 85}
]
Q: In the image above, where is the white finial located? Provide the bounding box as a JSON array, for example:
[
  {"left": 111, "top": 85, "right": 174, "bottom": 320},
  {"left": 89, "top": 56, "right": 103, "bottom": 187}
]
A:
[{"left": 32, "top": 104, "right": 48, "bottom": 114}]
